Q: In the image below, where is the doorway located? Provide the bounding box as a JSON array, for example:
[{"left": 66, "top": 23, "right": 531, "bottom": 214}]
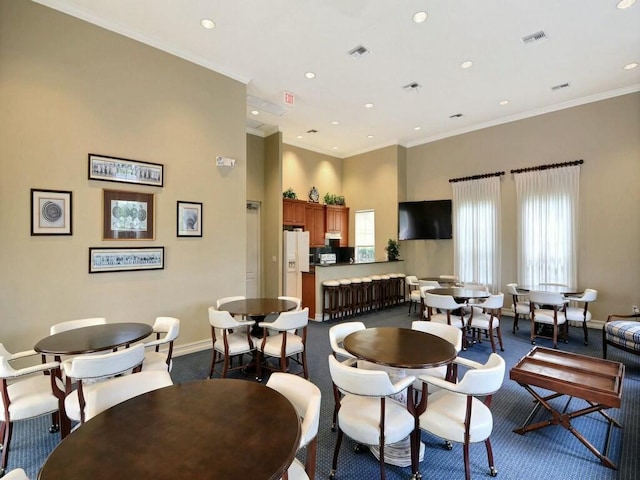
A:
[{"left": 246, "top": 201, "right": 261, "bottom": 297}]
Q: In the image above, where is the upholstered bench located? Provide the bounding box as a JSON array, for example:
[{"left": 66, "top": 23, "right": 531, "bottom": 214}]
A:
[{"left": 603, "top": 313, "right": 640, "bottom": 359}]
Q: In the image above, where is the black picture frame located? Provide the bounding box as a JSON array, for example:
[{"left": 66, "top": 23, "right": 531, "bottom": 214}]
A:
[
  {"left": 177, "top": 201, "right": 203, "bottom": 237},
  {"left": 88, "top": 153, "right": 164, "bottom": 187},
  {"left": 89, "top": 246, "right": 165, "bottom": 273},
  {"left": 31, "top": 189, "right": 73, "bottom": 236}
]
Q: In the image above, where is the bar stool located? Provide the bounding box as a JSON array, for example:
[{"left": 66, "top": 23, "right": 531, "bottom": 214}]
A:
[
  {"left": 379, "top": 274, "right": 391, "bottom": 309},
  {"left": 395, "top": 273, "right": 406, "bottom": 304},
  {"left": 322, "top": 280, "right": 341, "bottom": 321},
  {"left": 360, "top": 277, "right": 373, "bottom": 313},
  {"left": 370, "top": 275, "right": 383, "bottom": 311},
  {"left": 338, "top": 278, "right": 353, "bottom": 319},
  {"left": 389, "top": 273, "right": 403, "bottom": 306},
  {"left": 350, "top": 277, "right": 364, "bottom": 317}
]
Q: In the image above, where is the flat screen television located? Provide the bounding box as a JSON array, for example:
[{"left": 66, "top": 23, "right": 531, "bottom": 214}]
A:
[{"left": 398, "top": 200, "right": 452, "bottom": 240}]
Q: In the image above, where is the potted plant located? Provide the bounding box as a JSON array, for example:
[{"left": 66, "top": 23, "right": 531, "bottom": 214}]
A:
[
  {"left": 283, "top": 187, "right": 297, "bottom": 199},
  {"left": 386, "top": 239, "right": 400, "bottom": 261}
]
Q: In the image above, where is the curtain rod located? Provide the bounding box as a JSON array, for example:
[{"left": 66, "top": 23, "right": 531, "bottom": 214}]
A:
[
  {"left": 448, "top": 171, "right": 505, "bottom": 183},
  {"left": 511, "top": 159, "right": 583, "bottom": 175}
]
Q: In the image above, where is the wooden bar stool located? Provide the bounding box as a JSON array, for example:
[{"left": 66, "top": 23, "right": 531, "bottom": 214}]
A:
[
  {"left": 350, "top": 277, "right": 364, "bottom": 317},
  {"left": 322, "top": 280, "right": 341, "bottom": 321},
  {"left": 370, "top": 275, "right": 383, "bottom": 311},
  {"left": 338, "top": 278, "right": 353, "bottom": 319},
  {"left": 395, "top": 273, "right": 406, "bottom": 304},
  {"left": 379, "top": 274, "right": 391, "bottom": 309},
  {"left": 360, "top": 277, "right": 373, "bottom": 313}
]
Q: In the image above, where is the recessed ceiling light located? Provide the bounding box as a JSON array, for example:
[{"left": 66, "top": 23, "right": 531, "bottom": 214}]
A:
[
  {"left": 499, "top": 100, "right": 510, "bottom": 106},
  {"left": 461, "top": 61, "right": 473, "bottom": 69},
  {"left": 367, "top": 135, "right": 374, "bottom": 139},
  {"left": 616, "top": 0, "right": 636, "bottom": 9},
  {"left": 414, "top": 126, "right": 421, "bottom": 131},
  {"left": 623, "top": 62, "right": 639, "bottom": 70},
  {"left": 250, "top": 110, "right": 259, "bottom": 116},
  {"left": 364, "top": 103, "right": 374, "bottom": 109},
  {"left": 331, "top": 121, "right": 339, "bottom": 125},
  {"left": 200, "top": 18, "right": 216, "bottom": 30},
  {"left": 304, "top": 72, "right": 316, "bottom": 79},
  {"left": 332, "top": 146, "right": 339, "bottom": 150},
  {"left": 296, "top": 135, "right": 303, "bottom": 139},
  {"left": 413, "top": 11, "right": 428, "bottom": 23}
]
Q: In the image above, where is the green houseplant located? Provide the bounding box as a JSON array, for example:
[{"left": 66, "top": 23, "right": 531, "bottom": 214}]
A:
[
  {"left": 386, "top": 239, "right": 400, "bottom": 261},
  {"left": 283, "top": 187, "right": 297, "bottom": 199}
]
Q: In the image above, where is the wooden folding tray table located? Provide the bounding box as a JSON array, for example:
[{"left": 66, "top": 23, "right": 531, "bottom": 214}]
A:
[{"left": 510, "top": 347, "right": 624, "bottom": 469}]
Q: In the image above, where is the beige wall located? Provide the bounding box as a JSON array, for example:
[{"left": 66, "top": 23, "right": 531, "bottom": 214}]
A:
[
  {"left": 282, "top": 145, "right": 343, "bottom": 203},
  {"left": 247, "top": 134, "right": 266, "bottom": 204},
  {"left": 0, "top": 1, "right": 247, "bottom": 350},
  {"left": 405, "top": 92, "right": 640, "bottom": 321},
  {"left": 344, "top": 145, "right": 400, "bottom": 260}
]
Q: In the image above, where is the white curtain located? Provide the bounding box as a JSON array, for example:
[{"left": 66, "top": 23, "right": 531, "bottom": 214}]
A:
[
  {"left": 514, "top": 165, "right": 580, "bottom": 287},
  {"left": 452, "top": 176, "right": 501, "bottom": 292}
]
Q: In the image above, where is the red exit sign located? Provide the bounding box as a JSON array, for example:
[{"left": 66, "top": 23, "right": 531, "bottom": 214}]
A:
[{"left": 283, "top": 91, "right": 295, "bottom": 106}]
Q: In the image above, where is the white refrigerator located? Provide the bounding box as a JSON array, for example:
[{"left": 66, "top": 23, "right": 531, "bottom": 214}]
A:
[{"left": 283, "top": 230, "right": 310, "bottom": 298}]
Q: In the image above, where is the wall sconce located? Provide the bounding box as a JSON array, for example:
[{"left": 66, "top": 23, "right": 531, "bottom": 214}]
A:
[{"left": 216, "top": 156, "right": 236, "bottom": 167}]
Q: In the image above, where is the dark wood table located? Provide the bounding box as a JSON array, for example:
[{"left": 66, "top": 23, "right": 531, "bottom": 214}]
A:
[
  {"left": 34, "top": 322, "right": 153, "bottom": 436},
  {"left": 38, "top": 379, "right": 301, "bottom": 480},
  {"left": 517, "top": 285, "right": 583, "bottom": 295},
  {"left": 428, "top": 287, "right": 490, "bottom": 301},
  {"left": 34, "top": 322, "right": 153, "bottom": 355},
  {"left": 510, "top": 347, "right": 624, "bottom": 469},
  {"left": 343, "top": 327, "right": 457, "bottom": 475},
  {"left": 419, "top": 276, "right": 460, "bottom": 285}
]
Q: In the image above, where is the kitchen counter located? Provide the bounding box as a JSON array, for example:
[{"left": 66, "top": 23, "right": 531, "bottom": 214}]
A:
[
  {"left": 307, "top": 260, "right": 406, "bottom": 321},
  {"left": 314, "top": 260, "right": 404, "bottom": 267}
]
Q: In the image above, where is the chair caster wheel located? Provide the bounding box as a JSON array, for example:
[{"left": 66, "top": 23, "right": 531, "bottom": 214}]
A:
[
  {"left": 445, "top": 440, "right": 453, "bottom": 450},
  {"left": 354, "top": 443, "right": 367, "bottom": 454},
  {"left": 531, "top": 341, "right": 536, "bottom": 345},
  {"left": 490, "top": 466, "right": 498, "bottom": 477},
  {"left": 329, "top": 469, "right": 336, "bottom": 479},
  {"left": 49, "top": 424, "right": 60, "bottom": 433},
  {"left": 331, "top": 424, "right": 337, "bottom": 432}
]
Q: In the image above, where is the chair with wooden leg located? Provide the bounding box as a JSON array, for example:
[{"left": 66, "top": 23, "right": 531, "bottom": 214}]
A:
[
  {"left": 207, "top": 307, "right": 257, "bottom": 378},
  {"left": 564, "top": 289, "right": 597, "bottom": 345},
  {"left": 506, "top": 284, "right": 529, "bottom": 334},
  {"left": 528, "top": 291, "right": 568, "bottom": 349},
  {"left": 466, "top": 293, "right": 505, "bottom": 353}
]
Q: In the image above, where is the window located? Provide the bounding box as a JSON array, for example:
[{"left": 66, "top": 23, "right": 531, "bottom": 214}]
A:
[
  {"left": 452, "top": 177, "right": 501, "bottom": 291},
  {"left": 355, "top": 210, "right": 375, "bottom": 263},
  {"left": 514, "top": 166, "right": 580, "bottom": 287}
]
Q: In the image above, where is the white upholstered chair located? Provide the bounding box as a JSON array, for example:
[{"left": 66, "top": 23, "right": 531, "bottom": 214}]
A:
[
  {"left": 328, "top": 355, "right": 416, "bottom": 480},
  {"left": 216, "top": 296, "right": 246, "bottom": 320},
  {"left": 405, "top": 275, "right": 420, "bottom": 315},
  {"left": 424, "top": 292, "right": 468, "bottom": 349},
  {"left": 266, "top": 373, "right": 321, "bottom": 480},
  {"left": 0, "top": 344, "right": 63, "bottom": 476},
  {"left": 208, "top": 307, "right": 257, "bottom": 378},
  {"left": 565, "top": 289, "right": 597, "bottom": 345},
  {"left": 528, "top": 291, "right": 568, "bottom": 349},
  {"left": 328, "top": 321, "right": 366, "bottom": 430},
  {"left": 62, "top": 343, "right": 147, "bottom": 424},
  {"left": 257, "top": 308, "right": 309, "bottom": 379},
  {"left": 466, "top": 293, "right": 505, "bottom": 353},
  {"left": 50, "top": 317, "right": 107, "bottom": 335},
  {"left": 506, "top": 284, "right": 529, "bottom": 334},
  {"left": 278, "top": 295, "right": 302, "bottom": 310},
  {"left": 3, "top": 469, "right": 30, "bottom": 480},
  {"left": 410, "top": 321, "right": 462, "bottom": 389},
  {"left": 418, "top": 353, "right": 506, "bottom": 480},
  {"left": 141, "top": 316, "right": 180, "bottom": 372}
]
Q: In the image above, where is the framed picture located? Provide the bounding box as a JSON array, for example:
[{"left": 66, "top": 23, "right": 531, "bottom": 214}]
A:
[
  {"left": 177, "top": 201, "right": 203, "bottom": 237},
  {"left": 89, "top": 247, "right": 164, "bottom": 273},
  {"left": 88, "top": 153, "right": 164, "bottom": 187},
  {"left": 31, "top": 189, "right": 72, "bottom": 236},
  {"left": 103, "top": 189, "right": 154, "bottom": 240}
]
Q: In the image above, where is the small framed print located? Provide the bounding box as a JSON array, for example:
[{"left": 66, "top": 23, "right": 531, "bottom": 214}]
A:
[
  {"left": 177, "top": 201, "right": 203, "bottom": 237},
  {"left": 31, "top": 189, "right": 72, "bottom": 236},
  {"left": 88, "top": 153, "right": 164, "bottom": 187},
  {"left": 89, "top": 246, "right": 164, "bottom": 273},
  {"left": 103, "top": 189, "right": 154, "bottom": 240}
]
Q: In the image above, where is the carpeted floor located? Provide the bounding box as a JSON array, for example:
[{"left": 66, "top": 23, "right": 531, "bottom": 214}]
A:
[{"left": 7, "top": 306, "right": 639, "bottom": 479}]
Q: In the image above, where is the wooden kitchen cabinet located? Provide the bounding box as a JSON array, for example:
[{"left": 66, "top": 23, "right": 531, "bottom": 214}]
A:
[
  {"left": 302, "top": 271, "right": 316, "bottom": 318},
  {"left": 305, "top": 203, "right": 326, "bottom": 247},
  {"left": 283, "top": 199, "right": 306, "bottom": 226},
  {"left": 325, "top": 205, "right": 349, "bottom": 246}
]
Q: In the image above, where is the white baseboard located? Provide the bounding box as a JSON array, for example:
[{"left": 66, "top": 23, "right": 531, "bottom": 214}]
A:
[
  {"left": 502, "top": 308, "right": 604, "bottom": 329},
  {"left": 172, "top": 339, "right": 211, "bottom": 358}
]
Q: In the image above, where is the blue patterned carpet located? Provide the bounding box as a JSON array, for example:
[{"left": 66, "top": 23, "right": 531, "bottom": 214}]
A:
[{"left": 7, "top": 306, "right": 639, "bottom": 479}]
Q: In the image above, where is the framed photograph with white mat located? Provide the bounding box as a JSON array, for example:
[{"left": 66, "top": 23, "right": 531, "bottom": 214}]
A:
[{"left": 31, "top": 188, "right": 72, "bottom": 236}]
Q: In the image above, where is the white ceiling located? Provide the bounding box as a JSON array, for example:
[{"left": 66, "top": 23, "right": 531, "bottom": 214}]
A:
[{"left": 35, "top": 0, "right": 640, "bottom": 158}]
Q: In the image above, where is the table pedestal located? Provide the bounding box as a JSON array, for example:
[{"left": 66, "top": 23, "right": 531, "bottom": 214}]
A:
[{"left": 370, "top": 437, "right": 425, "bottom": 467}]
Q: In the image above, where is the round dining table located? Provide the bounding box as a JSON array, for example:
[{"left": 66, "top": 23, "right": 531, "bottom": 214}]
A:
[
  {"left": 518, "top": 285, "right": 583, "bottom": 295},
  {"left": 219, "top": 297, "right": 297, "bottom": 319},
  {"left": 343, "top": 326, "right": 457, "bottom": 474},
  {"left": 38, "top": 378, "right": 301, "bottom": 480},
  {"left": 34, "top": 322, "right": 153, "bottom": 355},
  {"left": 429, "top": 287, "right": 490, "bottom": 302}
]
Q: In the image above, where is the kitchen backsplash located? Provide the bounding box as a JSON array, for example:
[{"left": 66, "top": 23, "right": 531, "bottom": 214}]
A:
[{"left": 310, "top": 246, "right": 354, "bottom": 264}]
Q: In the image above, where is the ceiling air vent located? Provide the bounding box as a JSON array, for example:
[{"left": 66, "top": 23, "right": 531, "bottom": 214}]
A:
[
  {"left": 247, "top": 95, "right": 289, "bottom": 116},
  {"left": 551, "top": 82, "right": 570, "bottom": 91},
  {"left": 522, "top": 30, "right": 547, "bottom": 45},
  {"left": 348, "top": 45, "right": 371, "bottom": 58},
  {"left": 449, "top": 113, "right": 463, "bottom": 119},
  {"left": 402, "top": 82, "right": 421, "bottom": 93},
  {"left": 307, "top": 129, "right": 318, "bottom": 134}
]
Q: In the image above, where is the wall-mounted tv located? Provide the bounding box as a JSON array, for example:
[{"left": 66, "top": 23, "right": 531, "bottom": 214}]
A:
[{"left": 398, "top": 200, "right": 452, "bottom": 240}]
